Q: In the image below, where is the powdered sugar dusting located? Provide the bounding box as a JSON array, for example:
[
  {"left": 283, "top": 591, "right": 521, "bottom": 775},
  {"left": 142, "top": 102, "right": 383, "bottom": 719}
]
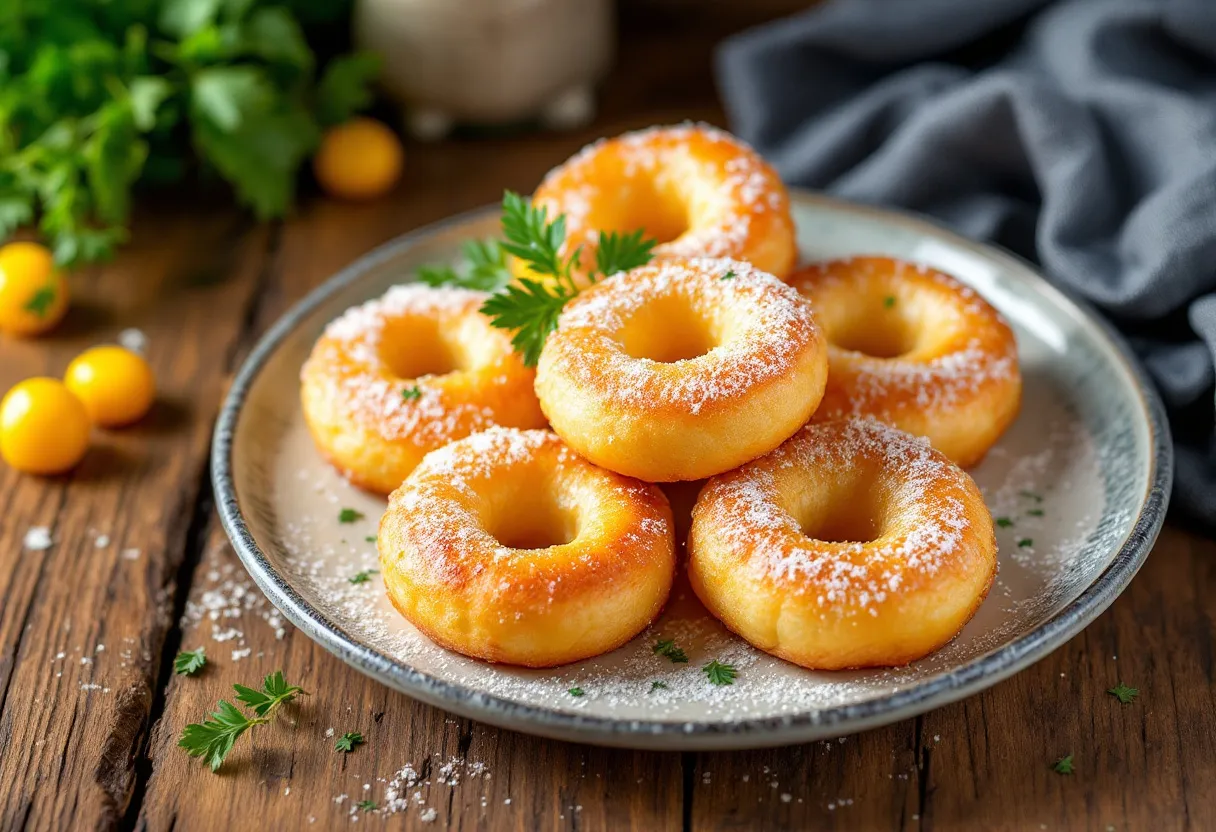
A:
[
  {"left": 544, "top": 258, "right": 817, "bottom": 414},
  {"left": 534, "top": 122, "right": 790, "bottom": 271},
  {"left": 696, "top": 420, "right": 975, "bottom": 617}
]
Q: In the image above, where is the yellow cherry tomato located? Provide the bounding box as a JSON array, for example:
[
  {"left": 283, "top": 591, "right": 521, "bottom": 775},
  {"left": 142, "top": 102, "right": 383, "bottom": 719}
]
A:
[
  {"left": 313, "top": 118, "right": 405, "bottom": 200},
  {"left": 0, "top": 378, "right": 90, "bottom": 474},
  {"left": 64, "top": 345, "right": 156, "bottom": 427},
  {"left": 0, "top": 242, "right": 70, "bottom": 337}
]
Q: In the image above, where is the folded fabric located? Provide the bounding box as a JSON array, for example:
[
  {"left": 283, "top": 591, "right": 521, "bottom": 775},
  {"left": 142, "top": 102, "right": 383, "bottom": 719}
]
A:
[{"left": 717, "top": 0, "right": 1216, "bottom": 529}]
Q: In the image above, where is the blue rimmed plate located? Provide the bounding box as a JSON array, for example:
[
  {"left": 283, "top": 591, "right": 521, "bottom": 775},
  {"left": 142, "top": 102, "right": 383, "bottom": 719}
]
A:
[{"left": 212, "top": 191, "right": 1170, "bottom": 750}]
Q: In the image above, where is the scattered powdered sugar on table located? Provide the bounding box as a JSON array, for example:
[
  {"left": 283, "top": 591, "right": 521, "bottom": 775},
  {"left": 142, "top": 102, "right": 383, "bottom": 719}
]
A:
[{"left": 23, "top": 526, "right": 52, "bottom": 551}]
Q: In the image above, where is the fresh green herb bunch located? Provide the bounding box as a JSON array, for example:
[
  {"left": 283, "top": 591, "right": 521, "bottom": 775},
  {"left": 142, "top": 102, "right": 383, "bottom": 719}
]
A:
[
  {"left": 421, "top": 191, "right": 656, "bottom": 366},
  {"left": 0, "top": 0, "right": 380, "bottom": 265}
]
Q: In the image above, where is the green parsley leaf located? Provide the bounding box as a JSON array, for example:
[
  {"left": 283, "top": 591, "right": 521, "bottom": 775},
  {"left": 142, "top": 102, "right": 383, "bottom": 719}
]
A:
[
  {"left": 23, "top": 286, "right": 58, "bottom": 318},
  {"left": 233, "top": 671, "right": 307, "bottom": 717},
  {"left": 1027, "top": 508, "right": 1044, "bottom": 517},
  {"left": 365, "top": 536, "right": 377, "bottom": 543},
  {"left": 703, "top": 660, "right": 738, "bottom": 686},
  {"left": 178, "top": 700, "right": 257, "bottom": 772},
  {"left": 335, "top": 731, "right": 365, "bottom": 752},
  {"left": 652, "top": 639, "right": 688, "bottom": 664},
  {"left": 1107, "top": 683, "right": 1139, "bottom": 704},
  {"left": 418, "top": 238, "right": 513, "bottom": 292},
  {"left": 498, "top": 190, "right": 567, "bottom": 280},
  {"left": 174, "top": 647, "right": 207, "bottom": 676},
  {"left": 884, "top": 295, "right": 897, "bottom": 308},
  {"left": 349, "top": 569, "right": 379, "bottom": 585},
  {"left": 401, "top": 386, "right": 422, "bottom": 401},
  {"left": 995, "top": 517, "right": 1014, "bottom": 528},
  {"left": 356, "top": 799, "right": 378, "bottom": 812},
  {"left": 339, "top": 508, "right": 364, "bottom": 524},
  {"left": 594, "top": 229, "right": 656, "bottom": 279},
  {"left": 1052, "top": 754, "right": 1074, "bottom": 775},
  {"left": 650, "top": 681, "right": 668, "bottom": 693},
  {"left": 316, "top": 53, "right": 383, "bottom": 127},
  {"left": 568, "top": 687, "right": 585, "bottom": 697},
  {"left": 1018, "top": 538, "right": 1033, "bottom": 548},
  {"left": 1020, "top": 490, "right": 1043, "bottom": 502},
  {"left": 720, "top": 269, "right": 736, "bottom": 281},
  {"left": 479, "top": 277, "right": 574, "bottom": 368}
]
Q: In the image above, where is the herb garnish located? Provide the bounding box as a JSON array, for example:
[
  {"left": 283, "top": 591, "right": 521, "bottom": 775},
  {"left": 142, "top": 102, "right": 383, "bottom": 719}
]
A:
[
  {"left": 650, "top": 681, "right": 668, "bottom": 693},
  {"left": 1107, "top": 683, "right": 1139, "bottom": 704},
  {"left": 1052, "top": 754, "right": 1074, "bottom": 775},
  {"left": 338, "top": 508, "right": 364, "bottom": 524},
  {"left": 356, "top": 800, "right": 378, "bottom": 812},
  {"left": 653, "top": 639, "right": 689, "bottom": 664},
  {"left": 365, "top": 536, "right": 377, "bottom": 543},
  {"left": 1018, "top": 538, "right": 1033, "bottom": 548},
  {"left": 1027, "top": 508, "right": 1044, "bottom": 517},
  {"left": 178, "top": 671, "right": 306, "bottom": 771},
  {"left": 401, "top": 386, "right": 422, "bottom": 401},
  {"left": 174, "top": 647, "right": 207, "bottom": 676},
  {"left": 703, "top": 660, "right": 738, "bottom": 686},
  {"left": 1020, "top": 490, "right": 1043, "bottom": 502},
  {"left": 418, "top": 239, "right": 512, "bottom": 291},
  {"left": 995, "top": 517, "right": 1014, "bottom": 528},
  {"left": 335, "top": 731, "right": 365, "bottom": 752},
  {"left": 884, "top": 295, "right": 896, "bottom": 308},
  {"left": 349, "top": 569, "right": 379, "bottom": 585},
  {"left": 568, "top": 687, "right": 585, "bottom": 697},
  {"left": 428, "top": 191, "right": 656, "bottom": 367},
  {"left": 720, "top": 269, "right": 736, "bottom": 281}
]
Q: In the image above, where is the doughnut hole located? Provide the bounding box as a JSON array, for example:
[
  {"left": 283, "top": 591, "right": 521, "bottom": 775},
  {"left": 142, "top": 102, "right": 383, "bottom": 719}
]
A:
[
  {"left": 774, "top": 461, "right": 889, "bottom": 544},
  {"left": 480, "top": 467, "right": 580, "bottom": 551},
  {"left": 379, "top": 315, "right": 462, "bottom": 379},
  {"left": 616, "top": 294, "right": 720, "bottom": 363}
]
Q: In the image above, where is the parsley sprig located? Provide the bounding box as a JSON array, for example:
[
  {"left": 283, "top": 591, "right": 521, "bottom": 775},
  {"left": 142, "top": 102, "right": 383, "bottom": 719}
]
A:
[
  {"left": 178, "top": 671, "right": 307, "bottom": 771},
  {"left": 423, "top": 191, "right": 655, "bottom": 367},
  {"left": 1107, "top": 682, "right": 1139, "bottom": 704},
  {"left": 1052, "top": 754, "right": 1074, "bottom": 775},
  {"left": 335, "top": 731, "right": 365, "bottom": 752},
  {"left": 418, "top": 239, "right": 512, "bottom": 291},
  {"left": 653, "top": 639, "right": 688, "bottom": 664},
  {"left": 173, "top": 647, "right": 207, "bottom": 676},
  {"left": 703, "top": 660, "right": 738, "bottom": 686}
]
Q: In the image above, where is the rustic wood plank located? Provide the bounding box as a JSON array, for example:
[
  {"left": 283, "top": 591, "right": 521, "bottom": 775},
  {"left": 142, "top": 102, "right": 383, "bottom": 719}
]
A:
[
  {"left": 0, "top": 211, "right": 272, "bottom": 830},
  {"left": 688, "top": 526, "right": 1216, "bottom": 831}
]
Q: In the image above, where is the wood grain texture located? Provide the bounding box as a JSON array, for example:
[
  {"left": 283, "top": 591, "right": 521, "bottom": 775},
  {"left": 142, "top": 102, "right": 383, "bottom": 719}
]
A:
[
  {"left": 0, "top": 211, "right": 269, "bottom": 830},
  {"left": 2, "top": 4, "right": 1214, "bottom": 830}
]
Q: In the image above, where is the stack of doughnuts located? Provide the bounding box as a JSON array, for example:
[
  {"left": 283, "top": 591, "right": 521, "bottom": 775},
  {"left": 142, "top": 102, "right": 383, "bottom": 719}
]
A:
[{"left": 301, "top": 124, "right": 1021, "bottom": 671}]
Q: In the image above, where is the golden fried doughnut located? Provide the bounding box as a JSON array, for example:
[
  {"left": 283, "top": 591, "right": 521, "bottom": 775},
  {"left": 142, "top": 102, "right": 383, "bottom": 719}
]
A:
[
  {"left": 531, "top": 124, "right": 797, "bottom": 283},
  {"left": 378, "top": 428, "right": 676, "bottom": 667},
  {"left": 536, "top": 257, "right": 828, "bottom": 482},
  {"left": 688, "top": 419, "right": 996, "bottom": 670},
  {"left": 300, "top": 285, "right": 546, "bottom": 495},
  {"left": 789, "top": 257, "right": 1021, "bottom": 467}
]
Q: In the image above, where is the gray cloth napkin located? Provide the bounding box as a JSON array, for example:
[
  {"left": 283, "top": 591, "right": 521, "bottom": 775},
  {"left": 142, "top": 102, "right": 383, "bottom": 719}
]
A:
[{"left": 717, "top": 0, "right": 1216, "bottom": 528}]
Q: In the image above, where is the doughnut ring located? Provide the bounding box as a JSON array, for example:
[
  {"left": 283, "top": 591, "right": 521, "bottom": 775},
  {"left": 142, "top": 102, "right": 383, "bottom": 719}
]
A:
[
  {"left": 378, "top": 428, "right": 676, "bottom": 667},
  {"left": 531, "top": 124, "right": 797, "bottom": 283},
  {"left": 300, "top": 285, "right": 546, "bottom": 495},
  {"left": 536, "top": 257, "right": 828, "bottom": 482},
  {"left": 688, "top": 419, "right": 997, "bottom": 670},
  {"left": 789, "top": 257, "right": 1021, "bottom": 467}
]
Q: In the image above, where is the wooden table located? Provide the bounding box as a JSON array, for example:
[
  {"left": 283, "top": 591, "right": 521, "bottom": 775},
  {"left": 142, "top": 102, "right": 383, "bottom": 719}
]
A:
[{"left": 3, "top": 8, "right": 1215, "bottom": 831}]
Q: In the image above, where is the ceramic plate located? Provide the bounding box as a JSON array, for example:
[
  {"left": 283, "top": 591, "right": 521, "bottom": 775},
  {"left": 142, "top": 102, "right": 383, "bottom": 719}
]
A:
[{"left": 213, "top": 191, "right": 1171, "bottom": 750}]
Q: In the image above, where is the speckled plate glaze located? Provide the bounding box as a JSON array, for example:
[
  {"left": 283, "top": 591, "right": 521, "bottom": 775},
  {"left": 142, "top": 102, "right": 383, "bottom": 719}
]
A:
[{"left": 213, "top": 191, "right": 1171, "bottom": 750}]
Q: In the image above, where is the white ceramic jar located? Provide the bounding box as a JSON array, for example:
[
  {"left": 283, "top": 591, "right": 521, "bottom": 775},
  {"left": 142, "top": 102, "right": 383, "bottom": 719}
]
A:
[{"left": 354, "top": 0, "right": 614, "bottom": 139}]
